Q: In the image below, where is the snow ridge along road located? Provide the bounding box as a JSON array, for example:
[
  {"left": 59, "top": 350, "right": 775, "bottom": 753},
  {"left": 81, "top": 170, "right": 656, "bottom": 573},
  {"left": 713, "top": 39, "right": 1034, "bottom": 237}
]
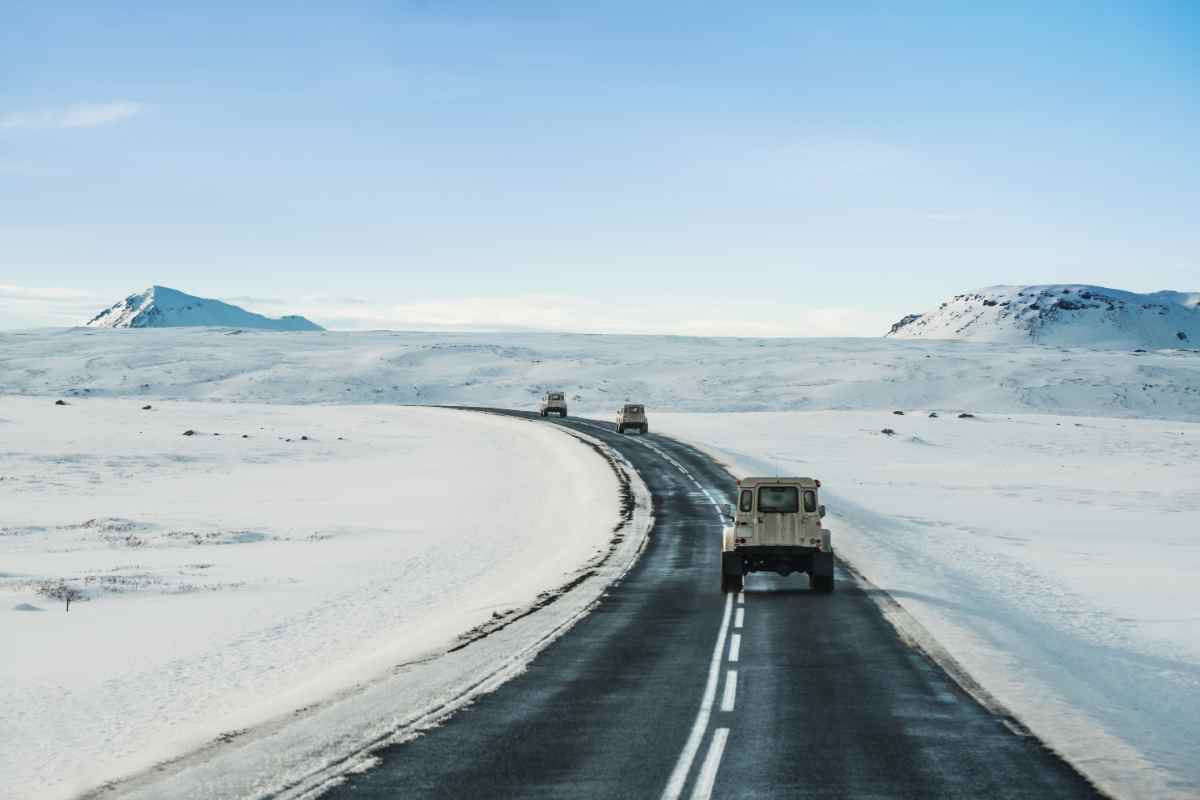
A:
[{"left": 321, "top": 411, "right": 1108, "bottom": 800}]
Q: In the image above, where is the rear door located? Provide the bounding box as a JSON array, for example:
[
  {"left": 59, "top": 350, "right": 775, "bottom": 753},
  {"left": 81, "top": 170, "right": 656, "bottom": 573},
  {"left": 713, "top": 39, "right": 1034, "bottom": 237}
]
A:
[{"left": 753, "top": 485, "right": 802, "bottom": 546}]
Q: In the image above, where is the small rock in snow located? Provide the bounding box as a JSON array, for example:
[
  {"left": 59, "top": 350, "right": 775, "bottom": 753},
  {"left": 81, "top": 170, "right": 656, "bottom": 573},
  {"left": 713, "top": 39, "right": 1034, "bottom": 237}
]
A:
[
  {"left": 54, "top": 399, "right": 68, "bottom": 406},
  {"left": 182, "top": 429, "right": 196, "bottom": 436},
  {"left": 958, "top": 413, "right": 975, "bottom": 419},
  {"left": 142, "top": 405, "right": 152, "bottom": 410},
  {"left": 881, "top": 428, "right": 896, "bottom": 436},
  {"left": 928, "top": 412, "right": 939, "bottom": 418},
  {"left": 893, "top": 410, "right": 905, "bottom": 415},
  {"left": 301, "top": 435, "right": 309, "bottom": 441}
]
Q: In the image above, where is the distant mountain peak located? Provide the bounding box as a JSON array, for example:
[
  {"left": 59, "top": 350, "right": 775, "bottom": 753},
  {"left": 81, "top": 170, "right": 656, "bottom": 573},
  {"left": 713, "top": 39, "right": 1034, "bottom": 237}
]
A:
[
  {"left": 86, "top": 286, "right": 324, "bottom": 331},
  {"left": 886, "top": 284, "right": 1199, "bottom": 348}
]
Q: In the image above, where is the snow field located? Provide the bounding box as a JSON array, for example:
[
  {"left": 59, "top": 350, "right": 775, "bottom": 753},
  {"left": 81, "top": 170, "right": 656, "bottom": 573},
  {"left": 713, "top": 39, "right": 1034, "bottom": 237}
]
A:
[
  {"left": 654, "top": 410, "right": 1200, "bottom": 799},
  {"left": 3, "top": 327, "right": 1199, "bottom": 421},
  {"left": 1, "top": 399, "right": 634, "bottom": 800}
]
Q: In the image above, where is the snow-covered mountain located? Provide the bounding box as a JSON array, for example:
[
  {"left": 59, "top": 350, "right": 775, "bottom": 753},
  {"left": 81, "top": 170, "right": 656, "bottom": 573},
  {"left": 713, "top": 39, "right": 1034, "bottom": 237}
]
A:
[
  {"left": 86, "top": 286, "right": 324, "bottom": 331},
  {"left": 887, "top": 284, "right": 1200, "bottom": 348}
]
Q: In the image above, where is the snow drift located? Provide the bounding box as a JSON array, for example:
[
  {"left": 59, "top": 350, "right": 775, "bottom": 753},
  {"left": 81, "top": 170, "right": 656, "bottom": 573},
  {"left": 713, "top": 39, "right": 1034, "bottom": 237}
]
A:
[
  {"left": 86, "top": 286, "right": 324, "bottom": 331},
  {"left": 887, "top": 284, "right": 1200, "bottom": 348}
]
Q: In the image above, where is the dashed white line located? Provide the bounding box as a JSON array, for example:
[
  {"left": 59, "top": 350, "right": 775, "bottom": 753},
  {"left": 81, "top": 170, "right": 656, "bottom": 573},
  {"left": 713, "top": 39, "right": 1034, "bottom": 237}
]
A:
[
  {"left": 737, "top": 591, "right": 744, "bottom": 605},
  {"left": 720, "top": 670, "right": 738, "bottom": 712},
  {"left": 728, "top": 634, "right": 741, "bottom": 663},
  {"left": 734, "top": 607, "right": 744, "bottom": 629},
  {"left": 688, "top": 728, "right": 730, "bottom": 800},
  {"left": 659, "top": 593, "right": 734, "bottom": 800}
]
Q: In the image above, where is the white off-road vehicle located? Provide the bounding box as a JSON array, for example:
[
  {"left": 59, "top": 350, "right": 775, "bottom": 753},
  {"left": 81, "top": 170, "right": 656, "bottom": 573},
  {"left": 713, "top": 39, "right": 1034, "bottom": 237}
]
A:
[
  {"left": 721, "top": 477, "right": 833, "bottom": 593},
  {"left": 616, "top": 404, "right": 648, "bottom": 434},
  {"left": 539, "top": 392, "right": 568, "bottom": 418}
]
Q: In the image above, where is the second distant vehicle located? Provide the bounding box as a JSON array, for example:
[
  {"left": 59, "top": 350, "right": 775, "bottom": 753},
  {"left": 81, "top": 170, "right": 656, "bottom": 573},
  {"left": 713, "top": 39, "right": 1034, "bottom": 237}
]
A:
[
  {"left": 540, "top": 392, "right": 568, "bottom": 418},
  {"left": 616, "top": 404, "right": 648, "bottom": 434}
]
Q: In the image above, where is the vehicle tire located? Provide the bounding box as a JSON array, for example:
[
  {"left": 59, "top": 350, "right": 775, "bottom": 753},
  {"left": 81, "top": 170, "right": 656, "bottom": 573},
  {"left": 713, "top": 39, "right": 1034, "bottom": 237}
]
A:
[
  {"left": 617, "top": 424, "right": 625, "bottom": 434},
  {"left": 540, "top": 410, "right": 546, "bottom": 417},
  {"left": 811, "top": 574, "right": 834, "bottom": 593},
  {"left": 642, "top": 424, "right": 649, "bottom": 434}
]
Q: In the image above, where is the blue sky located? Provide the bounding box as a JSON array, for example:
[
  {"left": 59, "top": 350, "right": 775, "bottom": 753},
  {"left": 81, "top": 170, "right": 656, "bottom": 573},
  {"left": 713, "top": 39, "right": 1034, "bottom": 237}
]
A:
[{"left": 2, "top": 1, "right": 1197, "bottom": 333}]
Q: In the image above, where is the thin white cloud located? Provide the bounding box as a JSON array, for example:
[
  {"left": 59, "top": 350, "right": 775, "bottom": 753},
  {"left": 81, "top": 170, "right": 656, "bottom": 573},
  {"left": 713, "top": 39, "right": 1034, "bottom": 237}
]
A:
[
  {"left": 280, "top": 294, "right": 896, "bottom": 337},
  {"left": 0, "top": 101, "right": 147, "bottom": 131}
]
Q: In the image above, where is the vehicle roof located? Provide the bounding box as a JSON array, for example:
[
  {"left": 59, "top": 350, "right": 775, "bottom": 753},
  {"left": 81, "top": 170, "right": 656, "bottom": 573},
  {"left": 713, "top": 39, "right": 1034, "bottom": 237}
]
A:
[{"left": 737, "top": 477, "right": 819, "bottom": 488}]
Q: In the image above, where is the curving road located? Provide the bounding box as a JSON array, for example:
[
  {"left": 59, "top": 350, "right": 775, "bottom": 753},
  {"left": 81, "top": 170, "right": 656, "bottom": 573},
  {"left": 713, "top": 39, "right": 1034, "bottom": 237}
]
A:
[{"left": 321, "top": 411, "right": 1105, "bottom": 800}]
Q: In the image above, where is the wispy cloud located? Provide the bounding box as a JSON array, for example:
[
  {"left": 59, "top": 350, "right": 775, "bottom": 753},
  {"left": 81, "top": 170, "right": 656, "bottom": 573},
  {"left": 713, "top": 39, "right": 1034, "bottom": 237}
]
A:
[
  {"left": 0, "top": 284, "right": 110, "bottom": 328},
  {"left": 0, "top": 101, "right": 147, "bottom": 131},
  {"left": 280, "top": 294, "right": 897, "bottom": 337}
]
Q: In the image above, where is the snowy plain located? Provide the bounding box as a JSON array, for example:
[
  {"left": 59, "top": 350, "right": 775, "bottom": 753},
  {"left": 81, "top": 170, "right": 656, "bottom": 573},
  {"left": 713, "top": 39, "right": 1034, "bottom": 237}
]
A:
[
  {"left": 3, "top": 327, "right": 1199, "bottom": 799},
  {"left": 0, "top": 397, "right": 641, "bottom": 799}
]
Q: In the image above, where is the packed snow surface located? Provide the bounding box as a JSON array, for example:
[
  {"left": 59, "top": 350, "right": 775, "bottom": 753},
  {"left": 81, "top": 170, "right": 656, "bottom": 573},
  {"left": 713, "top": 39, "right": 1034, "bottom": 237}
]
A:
[
  {"left": 655, "top": 411, "right": 1200, "bottom": 799},
  {"left": 0, "top": 398, "right": 633, "bottom": 799},
  {"left": 887, "top": 284, "right": 1200, "bottom": 348},
  {"left": 3, "top": 327, "right": 1199, "bottom": 420},
  {"left": 3, "top": 327, "right": 1199, "bottom": 800},
  {"left": 86, "top": 286, "right": 323, "bottom": 331}
]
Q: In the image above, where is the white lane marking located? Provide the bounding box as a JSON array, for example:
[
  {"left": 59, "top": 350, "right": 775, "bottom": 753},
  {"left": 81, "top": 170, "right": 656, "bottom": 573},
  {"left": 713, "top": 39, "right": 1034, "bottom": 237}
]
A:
[
  {"left": 688, "top": 728, "right": 730, "bottom": 800},
  {"left": 659, "top": 593, "right": 734, "bottom": 800},
  {"left": 737, "top": 591, "right": 744, "bottom": 605},
  {"left": 734, "top": 607, "right": 744, "bottom": 629},
  {"left": 720, "top": 670, "right": 738, "bottom": 712},
  {"left": 728, "top": 634, "right": 741, "bottom": 663}
]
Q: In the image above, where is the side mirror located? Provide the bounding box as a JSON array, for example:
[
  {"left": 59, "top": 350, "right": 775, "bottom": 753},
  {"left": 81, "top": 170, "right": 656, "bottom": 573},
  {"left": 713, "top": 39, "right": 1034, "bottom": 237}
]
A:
[
  {"left": 818, "top": 504, "right": 826, "bottom": 518},
  {"left": 722, "top": 503, "right": 734, "bottom": 520}
]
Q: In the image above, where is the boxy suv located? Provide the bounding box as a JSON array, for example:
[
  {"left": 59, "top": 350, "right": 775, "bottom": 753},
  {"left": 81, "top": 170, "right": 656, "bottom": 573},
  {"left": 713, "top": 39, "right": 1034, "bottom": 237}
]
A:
[
  {"left": 616, "top": 404, "right": 648, "bottom": 434},
  {"left": 540, "top": 392, "right": 568, "bottom": 418},
  {"left": 721, "top": 477, "right": 833, "bottom": 593}
]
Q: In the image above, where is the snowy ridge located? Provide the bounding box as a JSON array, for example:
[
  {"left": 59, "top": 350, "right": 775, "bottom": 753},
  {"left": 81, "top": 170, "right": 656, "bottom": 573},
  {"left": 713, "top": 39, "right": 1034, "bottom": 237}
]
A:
[
  {"left": 887, "top": 284, "right": 1200, "bottom": 348},
  {"left": 86, "top": 286, "right": 324, "bottom": 331}
]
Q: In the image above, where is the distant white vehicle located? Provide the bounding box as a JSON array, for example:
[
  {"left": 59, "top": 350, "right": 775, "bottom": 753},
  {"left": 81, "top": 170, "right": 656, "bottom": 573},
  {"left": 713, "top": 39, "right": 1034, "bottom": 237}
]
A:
[
  {"left": 615, "top": 404, "right": 648, "bottom": 434},
  {"left": 539, "top": 391, "right": 568, "bottom": 418},
  {"left": 721, "top": 477, "right": 833, "bottom": 593}
]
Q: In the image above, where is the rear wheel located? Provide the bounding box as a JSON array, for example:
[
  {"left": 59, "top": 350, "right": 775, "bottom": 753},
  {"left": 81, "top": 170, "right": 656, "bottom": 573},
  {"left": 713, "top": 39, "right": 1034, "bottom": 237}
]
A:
[
  {"left": 810, "top": 574, "right": 834, "bottom": 593},
  {"left": 617, "top": 424, "right": 625, "bottom": 434},
  {"left": 642, "top": 424, "right": 649, "bottom": 434}
]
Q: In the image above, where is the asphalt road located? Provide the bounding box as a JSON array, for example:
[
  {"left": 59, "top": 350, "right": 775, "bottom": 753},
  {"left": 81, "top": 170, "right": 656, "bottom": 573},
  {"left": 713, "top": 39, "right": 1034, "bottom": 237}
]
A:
[{"left": 322, "top": 411, "right": 1105, "bottom": 800}]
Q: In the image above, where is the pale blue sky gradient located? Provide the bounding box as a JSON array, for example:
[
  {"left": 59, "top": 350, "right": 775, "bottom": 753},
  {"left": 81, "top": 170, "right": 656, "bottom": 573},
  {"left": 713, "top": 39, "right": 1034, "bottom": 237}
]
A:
[{"left": 2, "top": 2, "right": 1197, "bottom": 332}]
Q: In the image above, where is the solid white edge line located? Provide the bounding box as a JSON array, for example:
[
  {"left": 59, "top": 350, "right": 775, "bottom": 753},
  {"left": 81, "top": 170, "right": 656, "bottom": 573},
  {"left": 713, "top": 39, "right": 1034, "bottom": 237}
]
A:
[
  {"left": 728, "top": 634, "right": 741, "bottom": 663},
  {"left": 688, "top": 728, "right": 730, "bottom": 800},
  {"left": 734, "top": 607, "right": 744, "bottom": 629},
  {"left": 659, "top": 593, "right": 734, "bottom": 800},
  {"left": 720, "top": 671, "right": 738, "bottom": 713}
]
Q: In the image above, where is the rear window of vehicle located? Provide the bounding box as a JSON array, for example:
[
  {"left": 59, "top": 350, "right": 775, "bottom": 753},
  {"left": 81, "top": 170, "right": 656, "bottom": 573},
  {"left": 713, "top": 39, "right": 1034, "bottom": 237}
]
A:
[
  {"left": 803, "top": 489, "right": 817, "bottom": 513},
  {"left": 739, "top": 489, "right": 753, "bottom": 512},
  {"left": 549, "top": 393, "right": 563, "bottom": 400},
  {"left": 757, "top": 486, "right": 798, "bottom": 513},
  {"left": 625, "top": 405, "right": 642, "bottom": 413}
]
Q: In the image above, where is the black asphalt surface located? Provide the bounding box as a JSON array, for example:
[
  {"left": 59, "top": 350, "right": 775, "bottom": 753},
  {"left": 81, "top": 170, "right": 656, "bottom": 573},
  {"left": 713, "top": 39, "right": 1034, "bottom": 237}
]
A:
[{"left": 321, "top": 411, "right": 1105, "bottom": 800}]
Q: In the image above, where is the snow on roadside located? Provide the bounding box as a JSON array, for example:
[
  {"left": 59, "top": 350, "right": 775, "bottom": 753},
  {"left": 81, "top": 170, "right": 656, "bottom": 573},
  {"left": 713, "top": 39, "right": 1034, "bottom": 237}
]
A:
[
  {"left": 655, "top": 410, "right": 1200, "bottom": 800},
  {"left": 0, "top": 398, "right": 639, "bottom": 800}
]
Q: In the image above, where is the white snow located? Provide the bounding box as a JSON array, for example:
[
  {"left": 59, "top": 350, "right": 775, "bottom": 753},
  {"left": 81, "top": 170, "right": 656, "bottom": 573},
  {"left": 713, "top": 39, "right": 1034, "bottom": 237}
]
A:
[
  {"left": 2, "top": 327, "right": 1199, "bottom": 420},
  {"left": 3, "top": 326, "right": 1199, "bottom": 799},
  {"left": 0, "top": 398, "right": 643, "bottom": 800},
  {"left": 887, "top": 284, "right": 1200, "bottom": 348},
  {"left": 86, "top": 286, "right": 323, "bottom": 331}
]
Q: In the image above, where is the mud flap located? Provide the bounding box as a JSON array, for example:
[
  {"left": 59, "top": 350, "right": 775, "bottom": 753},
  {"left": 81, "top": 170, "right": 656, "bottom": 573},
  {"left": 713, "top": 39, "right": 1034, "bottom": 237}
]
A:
[
  {"left": 811, "top": 551, "right": 834, "bottom": 577},
  {"left": 722, "top": 552, "right": 745, "bottom": 576}
]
